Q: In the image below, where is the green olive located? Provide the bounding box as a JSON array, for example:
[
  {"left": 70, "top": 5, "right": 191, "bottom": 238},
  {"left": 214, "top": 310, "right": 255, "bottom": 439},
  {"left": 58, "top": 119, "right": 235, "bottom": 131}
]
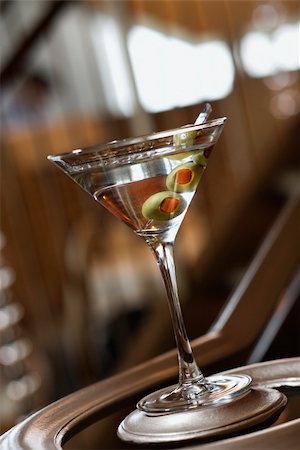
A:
[
  {"left": 168, "top": 150, "right": 194, "bottom": 161},
  {"left": 192, "top": 145, "right": 213, "bottom": 166},
  {"left": 172, "top": 127, "right": 198, "bottom": 157},
  {"left": 142, "top": 191, "right": 186, "bottom": 221},
  {"left": 173, "top": 128, "right": 197, "bottom": 147},
  {"left": 166, "top": 162, "right": 204, "bottom": 193},
  {"left": 192, "top": 151, "right": 207, "bottom": 166}
]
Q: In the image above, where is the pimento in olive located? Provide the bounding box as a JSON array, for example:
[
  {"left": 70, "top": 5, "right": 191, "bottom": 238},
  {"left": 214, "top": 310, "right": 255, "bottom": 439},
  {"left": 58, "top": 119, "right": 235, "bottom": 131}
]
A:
[
  {"left": 142, "top": 191, "right": 186, "bottom": 221},
  {"left": 166, "top": 162, "right": 203, "bottom": 193}
]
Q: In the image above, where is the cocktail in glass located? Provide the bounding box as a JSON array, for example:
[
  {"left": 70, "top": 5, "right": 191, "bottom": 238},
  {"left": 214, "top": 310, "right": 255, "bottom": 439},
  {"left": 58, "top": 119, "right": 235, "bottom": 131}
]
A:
[{"left": 48, "top": 115, "right": 253, "bottom": 442}]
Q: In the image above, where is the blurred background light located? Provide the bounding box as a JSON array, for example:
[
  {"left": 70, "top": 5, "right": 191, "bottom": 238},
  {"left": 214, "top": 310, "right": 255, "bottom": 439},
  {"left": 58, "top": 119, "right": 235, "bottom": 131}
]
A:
[
  {"left": 194, "top": 41, "right": 235, "bottom": 101},
  {"left": 169, "top": 37, "right": 197, "bottom": 107},
  {"left": 270, "top": 89, "right": 300, "bottom": 119},
  {"left": 127, "top": 25, "right": 234, "bottom": 113},
  {"left": 264, "top": 72, "right": 297, "bottom": 90},
  {"left": 240, "top": 31, "right": 275, "bottom": 77},
  {"left": 92, "top": 15, "right": 135, "bottom": 117},
  {"left": 6, "top": 374, "right": 41, "bottom": 401},
  {"left": 240, "top": 22, "right": 300, "bottom": 78},
  {"left": 252, "top": 3, "right": 284, "bottom": 31},
  {"left": 0, "top": 339, "right": 31, "bottom": 365},
  {"left": 273, "top": 23, "right": 300, "bottom": 71},
  {"left": 127, "top": 26, "right": 173, "bottom": 112}
]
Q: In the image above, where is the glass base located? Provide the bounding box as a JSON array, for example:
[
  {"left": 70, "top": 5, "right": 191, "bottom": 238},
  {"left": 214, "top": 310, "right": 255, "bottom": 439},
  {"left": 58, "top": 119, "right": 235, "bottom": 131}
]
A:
[
  {"left": 138, "top": 374, "right": 252, "bottom": 414},
  {"left": 118, "top": 386, "right": 287, "bottom": 444}
]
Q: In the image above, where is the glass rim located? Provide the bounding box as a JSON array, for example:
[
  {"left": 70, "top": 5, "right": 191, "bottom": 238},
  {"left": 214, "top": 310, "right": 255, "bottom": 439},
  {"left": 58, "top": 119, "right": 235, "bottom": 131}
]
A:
[{"left": 48, "top": 117, "right": 226, "bottom": 162}]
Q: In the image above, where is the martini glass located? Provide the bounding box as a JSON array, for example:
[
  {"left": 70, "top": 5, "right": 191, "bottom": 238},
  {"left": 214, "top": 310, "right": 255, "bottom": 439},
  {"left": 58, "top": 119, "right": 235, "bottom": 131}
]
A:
[{"left": 48, "top": 113, "right": 252, "bottom": 442}]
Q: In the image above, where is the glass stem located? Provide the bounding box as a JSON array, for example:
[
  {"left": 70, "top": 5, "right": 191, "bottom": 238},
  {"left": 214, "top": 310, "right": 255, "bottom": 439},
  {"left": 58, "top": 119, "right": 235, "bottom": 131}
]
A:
[{"left": 148, "top": 239, "right": 206, "bottom": 387}]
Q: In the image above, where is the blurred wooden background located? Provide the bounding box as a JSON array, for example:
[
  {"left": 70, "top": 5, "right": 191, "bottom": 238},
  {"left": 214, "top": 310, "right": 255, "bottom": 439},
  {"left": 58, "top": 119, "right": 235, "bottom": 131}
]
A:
[{"left": 1, "top": 0, "right": 299, "bottom": 433}]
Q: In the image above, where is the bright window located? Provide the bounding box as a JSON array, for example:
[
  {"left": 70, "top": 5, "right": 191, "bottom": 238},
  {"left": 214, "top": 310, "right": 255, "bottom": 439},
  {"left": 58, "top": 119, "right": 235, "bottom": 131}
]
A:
[
  {"left": 240, "top": 22, "right": 300, "bottom": 77},
  {"left": 127, "top": 26, "right": 235, "bottom": 113}
]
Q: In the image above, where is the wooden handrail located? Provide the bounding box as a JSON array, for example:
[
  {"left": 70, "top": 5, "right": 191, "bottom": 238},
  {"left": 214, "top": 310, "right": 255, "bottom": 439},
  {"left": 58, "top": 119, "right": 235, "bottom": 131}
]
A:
[
  {"left": 210, "top": 187, "right": 300, "bottom": 343},
  {"left": 0, "top": 1, "right": 69, "bottom": 83},
  {"left": 0, "top": 358, "right": 299, "bottom": 449}
]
